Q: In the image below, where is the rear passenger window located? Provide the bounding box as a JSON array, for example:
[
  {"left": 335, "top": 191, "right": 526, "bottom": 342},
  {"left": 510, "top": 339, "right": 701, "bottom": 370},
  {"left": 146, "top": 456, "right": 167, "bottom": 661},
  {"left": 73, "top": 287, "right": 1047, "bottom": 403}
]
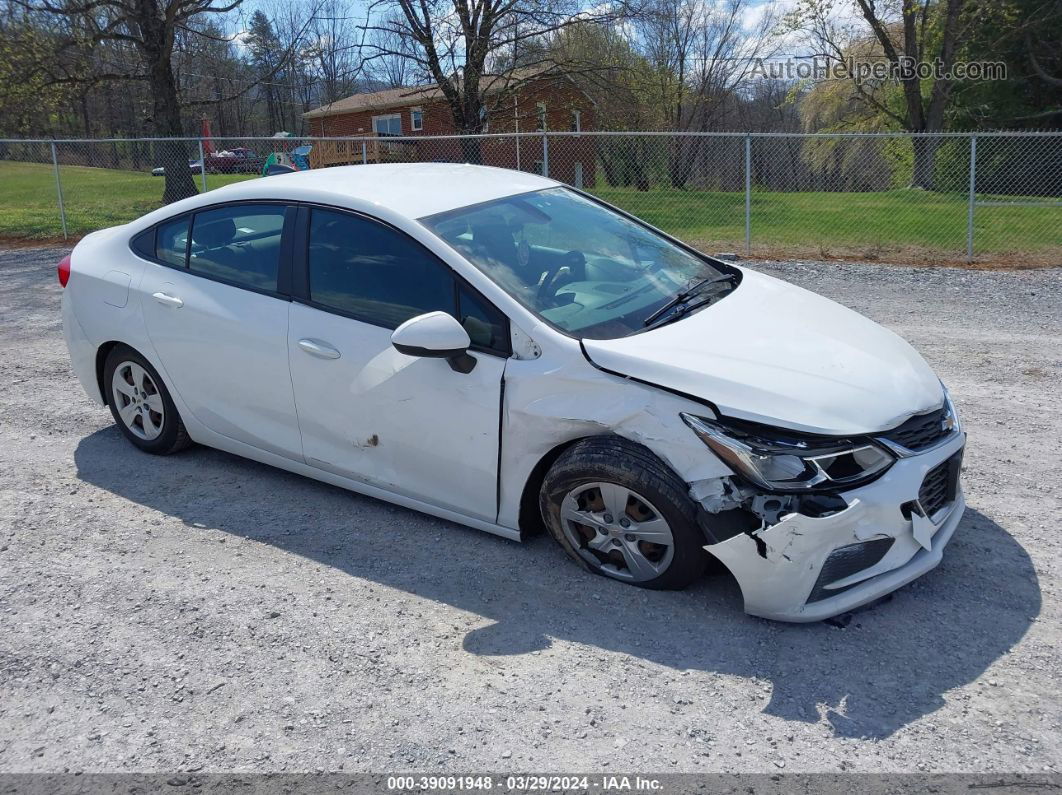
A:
[
  {"left": 131, "top": 228, "right": 155, "bottom": 260},
  {"left": 189, "top": 204, "right": 286, "bottom": 292},
  {"left": 307, "top": 208, "right": 454, "bottom": 328},
  {"left": 156, "top": 216, "right": 189, "bottom": 268}
]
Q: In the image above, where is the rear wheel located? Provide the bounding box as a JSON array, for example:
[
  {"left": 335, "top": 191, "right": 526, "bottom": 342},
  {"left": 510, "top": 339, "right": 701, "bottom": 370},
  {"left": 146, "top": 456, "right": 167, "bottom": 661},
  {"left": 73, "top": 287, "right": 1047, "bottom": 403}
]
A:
[
  {"left": 540, "top": 436, "right": 707, "bottom": 590},
  {"left": 104, "top": 345, "right": 191, "bottom": 455}
]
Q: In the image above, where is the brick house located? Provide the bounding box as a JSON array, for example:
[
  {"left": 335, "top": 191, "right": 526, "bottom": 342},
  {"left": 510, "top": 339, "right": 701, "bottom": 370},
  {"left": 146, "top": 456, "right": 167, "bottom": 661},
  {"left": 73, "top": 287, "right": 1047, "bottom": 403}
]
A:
[{"left": 303, "top": 68, "right": 597, "bottom": 187}]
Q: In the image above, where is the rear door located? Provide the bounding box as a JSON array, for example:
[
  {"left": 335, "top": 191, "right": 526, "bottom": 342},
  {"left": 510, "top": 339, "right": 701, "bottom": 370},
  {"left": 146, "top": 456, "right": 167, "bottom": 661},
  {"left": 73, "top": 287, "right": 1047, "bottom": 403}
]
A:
[
  {"left": 138, "top": 202, "right": 303, "bottom": 459},
  {"left": 287, "top": 205, "right": 510, "bottom": 520}
]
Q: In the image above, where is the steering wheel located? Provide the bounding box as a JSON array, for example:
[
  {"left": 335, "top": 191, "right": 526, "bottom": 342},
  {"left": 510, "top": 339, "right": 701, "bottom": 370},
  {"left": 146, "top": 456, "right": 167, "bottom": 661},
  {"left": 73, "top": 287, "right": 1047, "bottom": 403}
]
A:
[{"left": 537, "top": 250, "right": 586, "bottom": 305}]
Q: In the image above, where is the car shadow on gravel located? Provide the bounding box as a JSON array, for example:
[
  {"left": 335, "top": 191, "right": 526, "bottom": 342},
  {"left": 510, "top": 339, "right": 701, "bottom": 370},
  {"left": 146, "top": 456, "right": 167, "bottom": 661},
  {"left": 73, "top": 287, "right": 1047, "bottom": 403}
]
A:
[{"left": 75, "top": 428, "right": 1041, "bottom": 741}]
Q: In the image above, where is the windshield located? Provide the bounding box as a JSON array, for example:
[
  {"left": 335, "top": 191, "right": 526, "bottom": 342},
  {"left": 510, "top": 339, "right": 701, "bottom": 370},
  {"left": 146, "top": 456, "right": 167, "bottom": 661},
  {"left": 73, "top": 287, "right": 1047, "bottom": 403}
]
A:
[{"left": 421, "top": 187, "right": 733, "bottom": 339}]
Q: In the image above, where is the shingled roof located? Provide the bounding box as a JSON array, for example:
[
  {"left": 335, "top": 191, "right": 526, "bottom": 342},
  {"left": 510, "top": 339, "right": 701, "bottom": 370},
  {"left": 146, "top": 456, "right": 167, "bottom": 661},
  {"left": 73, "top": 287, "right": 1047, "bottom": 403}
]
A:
[
  {"left": 303, "top": 65, "right": 568, "bottom": 119},
  {"left": 303, "top": 85, "right": 444, "bottom": 119}
]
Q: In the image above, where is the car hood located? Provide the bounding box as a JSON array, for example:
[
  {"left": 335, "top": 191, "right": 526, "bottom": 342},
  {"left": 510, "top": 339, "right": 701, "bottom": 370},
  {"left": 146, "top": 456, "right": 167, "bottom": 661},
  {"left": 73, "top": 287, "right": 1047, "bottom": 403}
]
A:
[{"left": 581, "top": 268, "right": 943, "bottom": 436}]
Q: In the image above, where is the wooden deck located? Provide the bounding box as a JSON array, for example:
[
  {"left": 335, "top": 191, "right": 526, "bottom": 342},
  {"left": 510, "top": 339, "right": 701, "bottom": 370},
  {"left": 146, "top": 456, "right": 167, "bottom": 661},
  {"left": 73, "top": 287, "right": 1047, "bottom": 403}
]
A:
[{"left": 308, "top": 136, "right": 417, "bottom": 168}]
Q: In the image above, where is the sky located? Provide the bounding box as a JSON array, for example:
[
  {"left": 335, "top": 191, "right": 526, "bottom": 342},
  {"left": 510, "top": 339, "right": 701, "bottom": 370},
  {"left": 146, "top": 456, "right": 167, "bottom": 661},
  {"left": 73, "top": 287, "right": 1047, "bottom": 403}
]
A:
[{"left": 219, "top": 0, "right": 871, "bottom": 68}]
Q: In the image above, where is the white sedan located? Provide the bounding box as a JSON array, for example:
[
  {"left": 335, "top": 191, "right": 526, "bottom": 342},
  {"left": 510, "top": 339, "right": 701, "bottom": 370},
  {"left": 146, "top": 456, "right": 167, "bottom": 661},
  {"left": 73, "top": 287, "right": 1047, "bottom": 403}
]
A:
[{"left": 59, "top": 163, "right": 966, "bottom": 622}]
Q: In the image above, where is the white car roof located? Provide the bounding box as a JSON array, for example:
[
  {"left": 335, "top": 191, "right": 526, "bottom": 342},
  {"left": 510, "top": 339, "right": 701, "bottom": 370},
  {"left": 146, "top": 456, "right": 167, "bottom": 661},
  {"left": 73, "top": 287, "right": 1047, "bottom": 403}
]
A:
[{"left": 200, "top": 163, "right": 560, "bottom": 219}]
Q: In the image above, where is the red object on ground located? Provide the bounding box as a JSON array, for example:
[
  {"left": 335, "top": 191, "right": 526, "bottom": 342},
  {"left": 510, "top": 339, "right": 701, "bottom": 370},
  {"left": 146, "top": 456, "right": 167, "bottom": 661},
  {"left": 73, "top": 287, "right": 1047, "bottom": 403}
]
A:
[{"left": 201, "top": 118, "right": 215, "bottom": 154}]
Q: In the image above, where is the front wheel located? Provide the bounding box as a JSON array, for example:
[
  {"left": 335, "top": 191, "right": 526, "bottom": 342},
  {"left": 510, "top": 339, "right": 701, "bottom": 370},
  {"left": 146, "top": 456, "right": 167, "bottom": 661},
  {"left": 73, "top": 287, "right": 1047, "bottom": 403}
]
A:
[{"left": 540, "top": 436, "right": 708, "bottom": 590}]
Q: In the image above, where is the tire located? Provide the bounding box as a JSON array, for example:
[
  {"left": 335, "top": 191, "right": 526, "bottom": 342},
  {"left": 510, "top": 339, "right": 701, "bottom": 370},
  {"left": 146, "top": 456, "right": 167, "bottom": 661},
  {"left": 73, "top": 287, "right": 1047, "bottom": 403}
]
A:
[
  {"left": 540, "top": 436, "right": 707, "bottom": 590},
  {"left": 103, "top": 344, "right": 192, "bottom": 455}
]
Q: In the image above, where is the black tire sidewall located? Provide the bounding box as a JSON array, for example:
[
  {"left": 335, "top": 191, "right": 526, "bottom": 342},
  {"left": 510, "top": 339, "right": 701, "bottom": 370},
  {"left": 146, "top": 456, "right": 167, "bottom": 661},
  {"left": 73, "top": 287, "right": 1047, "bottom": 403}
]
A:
[
  {"left": 540, "top": 437, "right": 708, "bottom": 590},
  {"left": 103, "top": 345, "right": 185, "bottom": 454}
]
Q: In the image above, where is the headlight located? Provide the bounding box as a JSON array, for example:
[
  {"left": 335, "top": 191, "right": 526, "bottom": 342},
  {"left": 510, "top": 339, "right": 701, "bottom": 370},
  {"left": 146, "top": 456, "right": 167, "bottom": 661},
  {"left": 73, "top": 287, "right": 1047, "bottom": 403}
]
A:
[
  {"left": 941, "top": 385, "right": 960, "bottom": 433},
  {"left": 681, "top": 413, "right": 894, "bottom": 492}
]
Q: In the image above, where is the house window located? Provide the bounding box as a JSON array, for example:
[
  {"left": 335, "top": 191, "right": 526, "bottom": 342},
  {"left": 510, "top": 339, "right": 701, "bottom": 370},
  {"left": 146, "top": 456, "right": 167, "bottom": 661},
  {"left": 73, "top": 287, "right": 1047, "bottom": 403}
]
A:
[
  {"left": 536, "top": 103, "right": 547, "bottom": 132},
  {"left": 571, "top": 110, "right": 581, "bottom": 133},
  {"left": 372, "top": 114, "right": 402, "bottom": 137},
  {"left": 410, "top": 108, "right": 423, "bottom": 131}
]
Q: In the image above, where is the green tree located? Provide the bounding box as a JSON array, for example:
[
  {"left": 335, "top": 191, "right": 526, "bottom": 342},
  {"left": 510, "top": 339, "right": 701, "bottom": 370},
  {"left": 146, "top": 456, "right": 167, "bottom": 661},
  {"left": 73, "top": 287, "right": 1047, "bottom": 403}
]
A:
[
  {"left": 16, "top": 0, "right": 244, "bottom": 202},
  {"left": 786, "top": 0, "right": 977, "bottom": 188},
  {"left": 244, "top": 10, "right": 284, "bottom": 132},
  {"left": 0, "top": 13, "right": 72, "bottom": 136},
  {"left": 947, "top": 0, "right": 1061, "bottom": 128}
]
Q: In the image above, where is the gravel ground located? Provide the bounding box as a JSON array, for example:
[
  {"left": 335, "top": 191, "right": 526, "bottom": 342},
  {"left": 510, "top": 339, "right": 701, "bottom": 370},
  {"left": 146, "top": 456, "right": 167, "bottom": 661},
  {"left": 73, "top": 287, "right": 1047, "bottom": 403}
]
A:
[{"left": 1, "top": 246, "right": 1060, "bottom": 774}]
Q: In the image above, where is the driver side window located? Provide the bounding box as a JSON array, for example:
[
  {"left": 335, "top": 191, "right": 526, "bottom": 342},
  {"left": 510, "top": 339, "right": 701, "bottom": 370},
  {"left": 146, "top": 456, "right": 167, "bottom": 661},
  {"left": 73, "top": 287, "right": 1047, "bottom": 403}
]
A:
[
  {"left": 306, "top": 208, "right": 510, "bottom": 354},
  {"left": 307, "top": 208, "right": 454, "bottom": 328}
]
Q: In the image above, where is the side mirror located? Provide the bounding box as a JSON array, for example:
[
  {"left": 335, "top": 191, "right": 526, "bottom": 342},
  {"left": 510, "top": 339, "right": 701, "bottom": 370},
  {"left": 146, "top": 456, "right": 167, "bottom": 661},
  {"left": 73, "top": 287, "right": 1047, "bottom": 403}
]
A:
[{"left": 391, "top": 311, "right": 476, "bottom": 374}]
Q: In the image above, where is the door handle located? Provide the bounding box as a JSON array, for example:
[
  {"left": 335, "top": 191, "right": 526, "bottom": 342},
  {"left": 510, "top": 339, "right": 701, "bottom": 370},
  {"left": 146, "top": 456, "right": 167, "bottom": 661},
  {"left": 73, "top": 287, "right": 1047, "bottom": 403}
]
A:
[
  {"left": 298, "top": 338, "right": 341, "bottom": 360},
  {"left": 152, "top": 292, "right": 183, "bottom": 308}
]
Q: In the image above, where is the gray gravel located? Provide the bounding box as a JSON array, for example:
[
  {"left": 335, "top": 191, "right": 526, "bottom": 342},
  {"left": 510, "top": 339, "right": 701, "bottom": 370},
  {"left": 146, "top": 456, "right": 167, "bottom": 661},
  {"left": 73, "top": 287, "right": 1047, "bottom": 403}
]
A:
[{"left": 1, "top": 246, "right": 1060, "bottom": 774}]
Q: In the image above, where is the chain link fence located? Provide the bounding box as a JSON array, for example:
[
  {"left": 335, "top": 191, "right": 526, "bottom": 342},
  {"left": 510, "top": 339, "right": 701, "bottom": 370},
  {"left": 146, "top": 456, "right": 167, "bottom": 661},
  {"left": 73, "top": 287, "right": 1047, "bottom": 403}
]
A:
[{"left": 1, "top": 131, "right": 1059, "bottom": 266}]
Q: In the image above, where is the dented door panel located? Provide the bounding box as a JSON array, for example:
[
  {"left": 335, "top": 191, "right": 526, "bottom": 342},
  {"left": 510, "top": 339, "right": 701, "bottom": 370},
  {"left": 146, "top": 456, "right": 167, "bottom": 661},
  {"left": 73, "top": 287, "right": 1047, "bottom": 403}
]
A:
[{"left": 288, "top": 302, "right": 504, "bottom": 521}]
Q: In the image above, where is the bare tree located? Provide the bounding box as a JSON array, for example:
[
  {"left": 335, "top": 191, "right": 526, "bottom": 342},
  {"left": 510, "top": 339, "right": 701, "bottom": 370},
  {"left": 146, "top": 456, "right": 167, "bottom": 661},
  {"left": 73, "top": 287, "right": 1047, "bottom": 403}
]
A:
[
  {"left": 358, "top": 0, "right": 619, "bottom": 161},
  {"left": 366, "top": 14, "right": 422, "bottom": 88},
  {"left": 636, "top": 0, "right": 776, "bottom": 186},
  {"left": 302, "top": 0, "right": 361, "bottom": 104},
  {"left": 266, "top": 0, "right": 335, "bottom": 130}
]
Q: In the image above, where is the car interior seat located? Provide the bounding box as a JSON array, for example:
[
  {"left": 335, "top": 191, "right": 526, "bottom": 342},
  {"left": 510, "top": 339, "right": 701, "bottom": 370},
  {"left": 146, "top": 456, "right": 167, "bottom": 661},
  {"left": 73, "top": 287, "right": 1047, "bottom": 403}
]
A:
[
  {"left": 471, "top": 222, "right": 518, "bottom": 272},
  {"left": 192, "top": 215, "right": 282, "bottom": 289}
]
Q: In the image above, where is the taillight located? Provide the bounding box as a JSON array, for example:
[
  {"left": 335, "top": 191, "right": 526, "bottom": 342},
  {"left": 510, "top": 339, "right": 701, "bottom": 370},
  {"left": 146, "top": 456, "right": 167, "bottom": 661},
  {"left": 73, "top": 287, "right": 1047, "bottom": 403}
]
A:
[{"left": 57, "top": 254, "right": 71, "bottom": 287}]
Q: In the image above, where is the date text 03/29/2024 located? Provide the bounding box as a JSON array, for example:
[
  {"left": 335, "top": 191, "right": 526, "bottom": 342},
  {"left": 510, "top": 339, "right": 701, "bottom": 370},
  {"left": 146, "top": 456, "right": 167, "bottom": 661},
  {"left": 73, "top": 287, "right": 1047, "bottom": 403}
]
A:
[{"left": 385, "top": 775, "right": 664, "bottom": 791}]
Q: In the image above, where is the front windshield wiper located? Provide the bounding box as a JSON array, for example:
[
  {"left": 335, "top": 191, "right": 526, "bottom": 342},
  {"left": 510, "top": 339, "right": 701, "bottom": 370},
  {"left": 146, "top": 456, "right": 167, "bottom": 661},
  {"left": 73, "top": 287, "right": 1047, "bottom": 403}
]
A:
[
  {"left": 642, "top": 273, "right": 737, "bottom": 328},
  {"left": 642, "top": 293, "right": 727, "bottom": 331}
]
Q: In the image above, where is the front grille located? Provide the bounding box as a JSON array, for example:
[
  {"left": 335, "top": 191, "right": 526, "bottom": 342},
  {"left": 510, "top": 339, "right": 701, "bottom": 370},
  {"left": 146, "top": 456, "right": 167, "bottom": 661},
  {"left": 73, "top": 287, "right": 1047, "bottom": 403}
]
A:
[
  {"left": 918, "top": 451, "right": 962, "bottom": 517},
  {"left": 879, "top": 407, "right": 951, "bottom": 451},
  {"left": 807, "top": 538, "right": 895, "bottom": 603}
]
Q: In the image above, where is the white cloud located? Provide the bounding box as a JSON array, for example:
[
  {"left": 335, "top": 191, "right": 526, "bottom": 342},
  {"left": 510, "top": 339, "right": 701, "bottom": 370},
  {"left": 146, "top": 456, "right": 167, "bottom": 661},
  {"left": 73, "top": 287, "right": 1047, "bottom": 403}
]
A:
[
  {"left": 228, "top": 29, "right": 252, "bottom": 51},
  {"left": 741, "top": 0, "right": 876, "bottom": 60}
]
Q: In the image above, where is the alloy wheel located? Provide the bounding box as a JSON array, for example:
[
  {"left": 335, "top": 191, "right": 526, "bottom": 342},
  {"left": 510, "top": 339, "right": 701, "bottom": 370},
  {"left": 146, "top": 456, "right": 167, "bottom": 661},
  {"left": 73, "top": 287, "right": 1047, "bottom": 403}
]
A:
[{"left": 111, "top": 361, "right": 165, "bottom": 441}]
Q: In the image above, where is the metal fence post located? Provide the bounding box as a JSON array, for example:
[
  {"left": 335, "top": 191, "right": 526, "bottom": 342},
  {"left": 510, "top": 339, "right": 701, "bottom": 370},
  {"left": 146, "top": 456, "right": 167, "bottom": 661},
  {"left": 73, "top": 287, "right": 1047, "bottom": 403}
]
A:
[
  {"left": 198, "top": 138, "right": 207, "bottom": 192},
  {"left": 361, "top": 141, "right": 367, "bottom": 165},
  {"left": 966, "top": 134, "right": 977, "bottom": 262},
  {"left": 744, "top": 134, "right": 751, "bottom": 257},
  {"left": 542, "top": 133, "right": 549, "bottom": 178},
  {"left": 50, "top": 141, "right": 68, "bottom": 240}
]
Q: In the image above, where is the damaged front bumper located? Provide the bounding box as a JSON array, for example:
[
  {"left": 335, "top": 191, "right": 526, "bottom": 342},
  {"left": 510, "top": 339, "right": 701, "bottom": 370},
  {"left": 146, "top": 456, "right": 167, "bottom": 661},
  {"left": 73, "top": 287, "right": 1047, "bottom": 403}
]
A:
[{"left": 706, "top": 431, "right": 966, "bottom": 622}]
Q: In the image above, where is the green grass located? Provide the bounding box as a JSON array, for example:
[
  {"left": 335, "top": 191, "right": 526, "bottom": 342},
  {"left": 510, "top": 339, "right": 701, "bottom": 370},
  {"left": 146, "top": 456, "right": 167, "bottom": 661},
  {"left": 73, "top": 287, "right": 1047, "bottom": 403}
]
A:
[
  {"left": 593, "top": 186, "right": 1061, "bottom": 262},
  {"left": 0, "top": 161, "right": 252, "bottom": 240},
  {"left": 1, "top": 160, "right": 1058, "bottom": 265}
]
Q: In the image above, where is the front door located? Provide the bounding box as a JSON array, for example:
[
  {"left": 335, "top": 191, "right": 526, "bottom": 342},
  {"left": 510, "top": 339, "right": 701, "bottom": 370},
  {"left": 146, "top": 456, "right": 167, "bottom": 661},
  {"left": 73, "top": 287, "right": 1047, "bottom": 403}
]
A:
[
  {"left": 287, "top": 206, "right": 510, "bottom": 521},
  {"left": 139, "top": 203, "right": 303, "bottom": 459}
]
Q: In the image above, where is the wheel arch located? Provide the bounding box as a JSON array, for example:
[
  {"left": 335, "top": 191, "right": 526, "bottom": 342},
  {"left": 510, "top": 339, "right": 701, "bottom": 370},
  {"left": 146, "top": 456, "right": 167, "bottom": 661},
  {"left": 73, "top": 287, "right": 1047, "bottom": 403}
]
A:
[
  {"left": 96, "top": 340, "right": 157, "bottom": 406},
  {"left": 95, "top": 341, "right": 122, "bottom": 405},
  {"left": 516, "top": 435, "right": 600, "bottom": 537},
  {"left": 516, "top": 432, "right": 648, "bottom": 537},
  {"left": 534, "top": 432, "right": 711, "bottom": 589}
]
